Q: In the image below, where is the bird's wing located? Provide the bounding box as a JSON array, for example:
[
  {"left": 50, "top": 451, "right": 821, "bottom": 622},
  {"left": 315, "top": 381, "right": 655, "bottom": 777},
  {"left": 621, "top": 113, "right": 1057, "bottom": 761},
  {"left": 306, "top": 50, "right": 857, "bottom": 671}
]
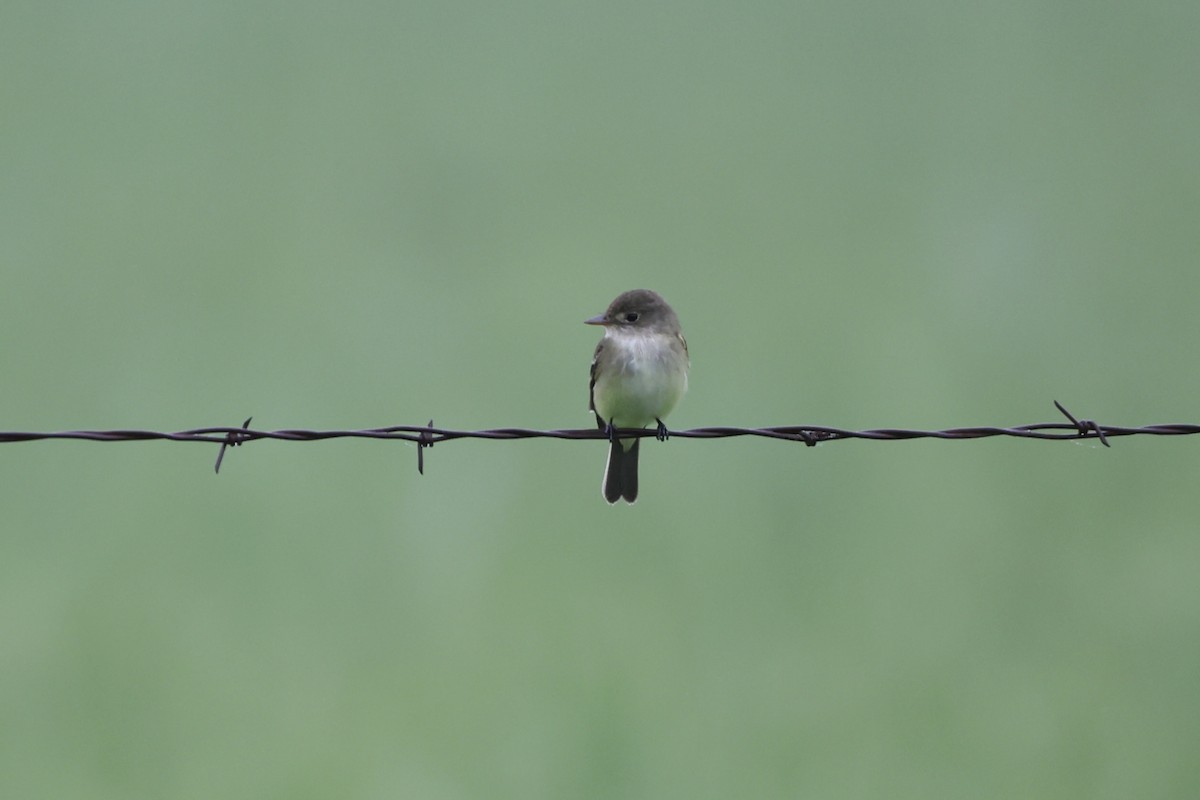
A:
[{"left": 589, "top": 339, "right": 605, "bottom": 429}]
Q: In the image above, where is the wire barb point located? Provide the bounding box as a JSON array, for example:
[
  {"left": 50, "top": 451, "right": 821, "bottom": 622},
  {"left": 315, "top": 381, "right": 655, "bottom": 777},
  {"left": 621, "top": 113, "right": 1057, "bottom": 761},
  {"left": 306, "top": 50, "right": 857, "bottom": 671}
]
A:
[
  {"left": 214, "top": 417, "right": 253, "bottom": 474},
  {"left": 1053, "top": 401, "right": 1110, "bottom": 447},
  {"left": 417, "top": 419, "right": 435, "bottom": 475}
]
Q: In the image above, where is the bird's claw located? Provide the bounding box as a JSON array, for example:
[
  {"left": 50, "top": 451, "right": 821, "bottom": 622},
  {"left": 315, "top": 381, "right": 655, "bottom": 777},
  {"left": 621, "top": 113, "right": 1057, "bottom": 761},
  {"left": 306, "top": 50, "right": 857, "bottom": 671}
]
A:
[{"left": 655, "top": 418, "right": 670, "bottom": 442}]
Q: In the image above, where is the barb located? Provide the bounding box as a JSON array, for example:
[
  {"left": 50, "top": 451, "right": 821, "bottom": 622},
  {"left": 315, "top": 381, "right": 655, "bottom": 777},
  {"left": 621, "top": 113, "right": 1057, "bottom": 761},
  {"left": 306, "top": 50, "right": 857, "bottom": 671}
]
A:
[
  {"left": 417, "top": 420, "right": 434, "bottom": 475},
  {"left": 3, "top": 402, "right": 1198, "bottom": 475},
  {"left": 214, "top": 416, "right": 253, "bottom": 473},
  {"left": 1054, "top": 400, "right": 1110, "bottom": 447}
]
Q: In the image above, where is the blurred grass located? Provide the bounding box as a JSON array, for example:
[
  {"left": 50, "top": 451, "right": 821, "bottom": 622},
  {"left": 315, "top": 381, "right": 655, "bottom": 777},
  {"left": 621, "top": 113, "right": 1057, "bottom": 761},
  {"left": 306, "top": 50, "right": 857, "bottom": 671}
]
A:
[{"left": 3, "top": 1, "right": 1200, "bottom": 798}]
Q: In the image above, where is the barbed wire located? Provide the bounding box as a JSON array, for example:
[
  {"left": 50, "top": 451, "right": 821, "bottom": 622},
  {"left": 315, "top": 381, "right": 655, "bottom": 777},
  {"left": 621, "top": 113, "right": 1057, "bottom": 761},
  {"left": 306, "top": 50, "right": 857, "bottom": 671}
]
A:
[{"left": 2, "top": 403, "right": 1197, "bottom": 475}]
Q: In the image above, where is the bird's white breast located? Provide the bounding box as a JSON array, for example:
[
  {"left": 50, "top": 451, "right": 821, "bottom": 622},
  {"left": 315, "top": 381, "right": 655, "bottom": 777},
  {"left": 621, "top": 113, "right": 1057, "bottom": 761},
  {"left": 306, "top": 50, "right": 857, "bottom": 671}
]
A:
[{"left": 593, "top": 331, "right": 688, "bottom": 429}]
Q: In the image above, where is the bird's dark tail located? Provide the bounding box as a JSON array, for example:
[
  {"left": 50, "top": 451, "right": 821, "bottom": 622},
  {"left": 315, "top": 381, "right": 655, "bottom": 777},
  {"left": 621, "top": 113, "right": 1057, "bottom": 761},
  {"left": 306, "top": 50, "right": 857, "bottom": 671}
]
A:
[{"left": 602, "top": 438, "right": 639, "bottom": 504}]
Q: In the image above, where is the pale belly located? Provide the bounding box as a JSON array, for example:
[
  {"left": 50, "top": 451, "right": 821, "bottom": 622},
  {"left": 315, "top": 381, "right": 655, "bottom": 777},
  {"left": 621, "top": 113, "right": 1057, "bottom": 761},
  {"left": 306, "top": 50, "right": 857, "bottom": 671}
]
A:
[{"left": 593, "top": 344, "right": 688, "bottom": 429}]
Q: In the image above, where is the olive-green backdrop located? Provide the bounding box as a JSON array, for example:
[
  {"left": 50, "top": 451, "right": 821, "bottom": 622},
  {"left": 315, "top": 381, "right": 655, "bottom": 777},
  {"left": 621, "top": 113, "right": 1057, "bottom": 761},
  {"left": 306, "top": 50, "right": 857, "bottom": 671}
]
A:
[{"left": 3, "top": 2, "right": 1199, "bottom": 798}]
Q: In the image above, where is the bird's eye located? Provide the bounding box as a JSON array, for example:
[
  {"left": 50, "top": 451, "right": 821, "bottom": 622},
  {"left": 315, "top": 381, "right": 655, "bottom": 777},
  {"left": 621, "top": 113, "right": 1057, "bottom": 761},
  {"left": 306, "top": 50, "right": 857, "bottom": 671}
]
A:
[{"left": 622, "top": 312, "right": 640, "bottom": 323}]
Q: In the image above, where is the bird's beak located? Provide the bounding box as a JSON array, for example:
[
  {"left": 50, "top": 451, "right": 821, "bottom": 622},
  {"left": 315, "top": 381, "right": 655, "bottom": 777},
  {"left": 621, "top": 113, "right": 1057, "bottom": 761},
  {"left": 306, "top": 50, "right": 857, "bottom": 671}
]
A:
[{"left": 584, "top": 314, "right": 607, "bottom": 326}]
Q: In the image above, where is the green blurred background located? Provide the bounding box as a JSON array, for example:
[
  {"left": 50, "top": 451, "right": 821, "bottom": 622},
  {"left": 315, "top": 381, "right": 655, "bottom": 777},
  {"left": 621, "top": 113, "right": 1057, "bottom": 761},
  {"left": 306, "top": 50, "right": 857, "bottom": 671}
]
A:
[{"left": 3, "top": 1, "right": 1199, "bottom": 797}]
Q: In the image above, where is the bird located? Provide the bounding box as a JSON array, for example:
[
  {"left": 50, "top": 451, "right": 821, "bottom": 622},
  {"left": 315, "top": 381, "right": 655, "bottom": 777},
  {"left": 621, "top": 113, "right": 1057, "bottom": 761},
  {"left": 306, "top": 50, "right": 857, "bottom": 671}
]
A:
[{"left": 586, "top": 289, "right": 689, "bottom": 504}]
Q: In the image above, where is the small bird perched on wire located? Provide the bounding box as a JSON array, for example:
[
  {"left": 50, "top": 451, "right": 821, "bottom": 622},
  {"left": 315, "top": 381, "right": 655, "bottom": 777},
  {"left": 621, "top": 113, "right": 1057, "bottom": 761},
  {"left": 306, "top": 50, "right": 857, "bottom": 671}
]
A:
[{"left": 586, "top": 289, "right": 689, "bottom": 504}]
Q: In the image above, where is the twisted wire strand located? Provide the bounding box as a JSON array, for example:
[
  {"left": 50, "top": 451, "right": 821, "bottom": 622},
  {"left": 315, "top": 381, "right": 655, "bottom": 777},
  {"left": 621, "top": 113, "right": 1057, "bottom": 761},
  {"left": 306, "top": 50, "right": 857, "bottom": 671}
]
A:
[{"left": 1, "top": 403, "right": 1196, "bottom": 474}]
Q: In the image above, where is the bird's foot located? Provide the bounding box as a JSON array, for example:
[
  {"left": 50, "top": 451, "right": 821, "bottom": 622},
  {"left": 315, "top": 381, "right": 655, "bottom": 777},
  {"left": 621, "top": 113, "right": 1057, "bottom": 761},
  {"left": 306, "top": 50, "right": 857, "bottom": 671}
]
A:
[{"left": 655, "top": 418, "right": 670, "bottom": 442}]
